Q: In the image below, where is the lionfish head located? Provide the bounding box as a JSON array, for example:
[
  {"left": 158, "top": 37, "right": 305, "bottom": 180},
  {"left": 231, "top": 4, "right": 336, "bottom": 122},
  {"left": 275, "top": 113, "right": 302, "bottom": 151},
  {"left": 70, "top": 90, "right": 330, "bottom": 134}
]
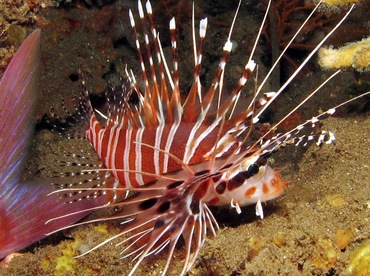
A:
[{"left": 208, "top": 158, "right": 287, "bottom": 214}]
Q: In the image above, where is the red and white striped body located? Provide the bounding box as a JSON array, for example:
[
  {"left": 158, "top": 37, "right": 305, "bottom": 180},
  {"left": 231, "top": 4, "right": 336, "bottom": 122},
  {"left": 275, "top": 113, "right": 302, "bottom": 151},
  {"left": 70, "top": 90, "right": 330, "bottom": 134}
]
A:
[
  {"left": 85, "top": 105, "right": 287, "bottom": 210},
  {"left": 86, "top": 114, "right": 241, "bottom": 188}
]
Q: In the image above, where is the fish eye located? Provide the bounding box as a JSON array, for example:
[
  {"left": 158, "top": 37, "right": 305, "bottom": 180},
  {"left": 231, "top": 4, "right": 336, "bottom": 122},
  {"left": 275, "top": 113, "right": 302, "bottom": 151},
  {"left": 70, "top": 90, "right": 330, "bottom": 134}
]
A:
[{"left": 247, "top": 163, "right": 259, "bottom": 177}]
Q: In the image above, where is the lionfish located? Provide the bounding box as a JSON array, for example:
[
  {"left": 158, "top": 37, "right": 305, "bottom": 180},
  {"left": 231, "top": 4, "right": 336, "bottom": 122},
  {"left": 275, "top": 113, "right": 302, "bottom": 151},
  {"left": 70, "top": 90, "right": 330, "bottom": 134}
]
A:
[{"left": 48, "top": 0, "right": 369, "bottom": 275}]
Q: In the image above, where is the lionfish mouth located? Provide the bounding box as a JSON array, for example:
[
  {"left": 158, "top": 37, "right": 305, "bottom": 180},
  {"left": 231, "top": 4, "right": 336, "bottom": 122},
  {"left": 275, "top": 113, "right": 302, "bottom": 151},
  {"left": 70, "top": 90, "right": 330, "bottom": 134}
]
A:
[{"left": 44, "top": 0, "right": 369, "bottom": 275}]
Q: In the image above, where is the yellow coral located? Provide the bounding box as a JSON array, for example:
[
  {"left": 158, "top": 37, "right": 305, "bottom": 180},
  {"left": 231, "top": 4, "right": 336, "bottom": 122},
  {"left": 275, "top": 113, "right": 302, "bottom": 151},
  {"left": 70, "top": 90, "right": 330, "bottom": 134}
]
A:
[
  {"left": 335, "top": 228, "right": 353, "bottom": 250},
  {"left": 324, "top": 194, "right": 348, "bottom": 207},
  {"left": 54, "top": 240, "right": 79, "bottom": 276},
  {"left": 94, "top": 224, "right": 108, "bottom": 234},
  {"left": 347, "top": 242, "right": 370, "bottom": 276},
  {"left": 312, "top": 238, "right": 338, "bottom": 269},
  {"left": 318, "top": 37, "right": 370, "bottom": 72},
  {"left": 321, "top": 0, "right": 364, "bottom": 6}
]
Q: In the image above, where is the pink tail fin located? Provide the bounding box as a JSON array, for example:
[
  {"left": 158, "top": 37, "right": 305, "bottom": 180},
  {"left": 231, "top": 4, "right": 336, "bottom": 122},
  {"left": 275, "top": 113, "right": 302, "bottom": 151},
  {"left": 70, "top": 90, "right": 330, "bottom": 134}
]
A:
[
  {"left": 0, "top": 29, "right": 40, "bottom": 175},
  {"left": 0, "top": 30, "right": 106, "bottom": 258},
  {"left": 0, "top": 179, "right": 106, "bottom": 258}
]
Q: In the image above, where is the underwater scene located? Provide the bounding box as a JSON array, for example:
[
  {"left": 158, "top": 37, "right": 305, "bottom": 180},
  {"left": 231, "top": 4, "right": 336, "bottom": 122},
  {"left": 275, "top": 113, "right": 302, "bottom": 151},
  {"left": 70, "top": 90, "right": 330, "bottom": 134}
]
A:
[{"left": 0, "top": 0, "right": 369, "bottom": 275}]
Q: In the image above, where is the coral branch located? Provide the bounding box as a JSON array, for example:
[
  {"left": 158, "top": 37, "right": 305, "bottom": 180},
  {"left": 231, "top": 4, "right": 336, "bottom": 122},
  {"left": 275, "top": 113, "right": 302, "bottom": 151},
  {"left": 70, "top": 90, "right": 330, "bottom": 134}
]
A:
[
  {"left": 318, "top": 36, "right": 370, "bottom": 71},
  {"left": 321, "top": 0, "right": 364, "bottom": 8}
]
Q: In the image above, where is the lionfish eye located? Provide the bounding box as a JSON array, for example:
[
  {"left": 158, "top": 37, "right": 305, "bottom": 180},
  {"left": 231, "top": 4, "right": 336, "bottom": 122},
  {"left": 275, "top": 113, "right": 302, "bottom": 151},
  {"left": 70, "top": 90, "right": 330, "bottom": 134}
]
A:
[{"left": 247, "top": 164, "right": 259, "bottom": 177}]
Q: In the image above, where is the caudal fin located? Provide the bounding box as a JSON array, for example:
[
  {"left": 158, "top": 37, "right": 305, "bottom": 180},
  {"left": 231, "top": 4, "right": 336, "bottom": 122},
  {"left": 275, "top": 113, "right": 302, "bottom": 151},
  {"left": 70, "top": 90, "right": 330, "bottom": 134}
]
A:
[
  {"left": 0, "top": 29, "right": 40, "bottom": 176},
  {"left": 0, "top": 178, "right": 107, "bottom": 258},
  {"left": 0, "top": 30, "right": 107, "bottom": 259}
]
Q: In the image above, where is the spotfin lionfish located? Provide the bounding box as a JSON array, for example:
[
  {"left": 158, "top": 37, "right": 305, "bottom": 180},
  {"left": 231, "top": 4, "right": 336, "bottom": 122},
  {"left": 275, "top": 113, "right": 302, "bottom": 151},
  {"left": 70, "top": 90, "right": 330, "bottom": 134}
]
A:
[{"left": 47, "top": 0, "right": 369, "bottom": 275}]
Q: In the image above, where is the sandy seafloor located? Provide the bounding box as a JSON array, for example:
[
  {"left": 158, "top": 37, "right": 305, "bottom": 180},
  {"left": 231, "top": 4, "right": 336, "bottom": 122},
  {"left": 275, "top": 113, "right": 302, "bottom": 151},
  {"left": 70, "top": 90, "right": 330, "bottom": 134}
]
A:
[{"left": 1, "top": 0, "right": 370, "bottom": 275}]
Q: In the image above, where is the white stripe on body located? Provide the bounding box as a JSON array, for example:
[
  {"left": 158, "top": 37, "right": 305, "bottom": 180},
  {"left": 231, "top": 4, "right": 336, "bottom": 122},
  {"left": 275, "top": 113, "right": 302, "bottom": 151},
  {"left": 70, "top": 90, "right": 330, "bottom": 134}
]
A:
[
  {"left": 109, "top": 126, "right": 121, "bottom": 180},
  {"left": 123, "top": 128, "right": 133, "bottom": 187},
  {"left": 135, "top": 128, "right": 145, "bottom": 185},
  {"left": 154, "top": 124, "right": 165, "bottom": 174},
  {"left": 163, "top": 122, "right": 180, "bottom": 173}
]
